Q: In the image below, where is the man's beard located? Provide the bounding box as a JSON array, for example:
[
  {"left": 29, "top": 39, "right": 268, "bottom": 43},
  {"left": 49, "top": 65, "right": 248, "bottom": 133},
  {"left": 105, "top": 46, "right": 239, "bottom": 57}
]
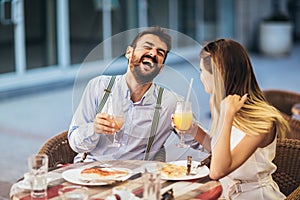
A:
[{"left": 129, "top": 53, "right": 162, "bottom": 85}]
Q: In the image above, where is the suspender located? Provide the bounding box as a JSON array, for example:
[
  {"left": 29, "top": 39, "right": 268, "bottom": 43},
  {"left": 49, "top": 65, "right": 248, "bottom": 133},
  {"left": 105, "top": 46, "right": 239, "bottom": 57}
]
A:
[
  {"left": 81, "top": 75, "right": 164, "bottom": 162},
  {"left": 80, "top": 76, "right": 116, "bottom": 162},
  {"left": 143, "top": 87, "right": 164, "bottom": 160},
  {"left": 97, "top": 76, "right": 116, "bottom": 113}
]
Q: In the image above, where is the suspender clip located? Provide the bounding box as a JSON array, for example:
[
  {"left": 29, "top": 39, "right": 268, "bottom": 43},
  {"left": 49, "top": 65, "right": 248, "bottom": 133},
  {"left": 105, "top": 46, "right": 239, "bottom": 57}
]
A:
[{"left": 104, "top": 89, "right": 111, "bottom": 93}]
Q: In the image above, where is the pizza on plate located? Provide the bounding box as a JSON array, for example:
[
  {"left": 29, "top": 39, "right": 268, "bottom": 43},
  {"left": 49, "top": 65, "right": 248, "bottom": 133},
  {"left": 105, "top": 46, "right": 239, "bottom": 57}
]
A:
[
  {"left": 161, "top": 163, "right": 187, "bottom": 178},
  {"left": 80, "top": 167, "right": 129, "bottom": 180}
]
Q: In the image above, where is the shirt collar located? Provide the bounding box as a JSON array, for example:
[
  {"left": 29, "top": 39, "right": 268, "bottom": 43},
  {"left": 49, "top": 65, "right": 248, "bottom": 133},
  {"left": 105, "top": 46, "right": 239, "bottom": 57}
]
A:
[{"left": 122, "top": 74, "right": 157, "bottom": 105}]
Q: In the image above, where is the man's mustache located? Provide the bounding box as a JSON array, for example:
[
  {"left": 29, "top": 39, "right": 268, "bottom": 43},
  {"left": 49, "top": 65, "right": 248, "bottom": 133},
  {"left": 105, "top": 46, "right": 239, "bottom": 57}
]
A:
[{"left": 140, "top": 55, "right": 158, "bottom": 64}]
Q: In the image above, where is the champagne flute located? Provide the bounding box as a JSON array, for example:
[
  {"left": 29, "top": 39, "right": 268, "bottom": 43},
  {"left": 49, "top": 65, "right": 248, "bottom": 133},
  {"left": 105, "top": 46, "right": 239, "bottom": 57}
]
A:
[
  {"left": 173, "top": 101, "right": 193, "bottom": 148},
  {"left": 108, "top": 103, "right": 125, "bottom": 148}
]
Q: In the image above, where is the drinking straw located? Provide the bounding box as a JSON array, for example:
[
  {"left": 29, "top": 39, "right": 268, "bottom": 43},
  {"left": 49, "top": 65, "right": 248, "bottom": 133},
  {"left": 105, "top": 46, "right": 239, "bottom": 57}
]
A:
[{"left": 185, "top": 78, "right": 193, "bottom": 106}]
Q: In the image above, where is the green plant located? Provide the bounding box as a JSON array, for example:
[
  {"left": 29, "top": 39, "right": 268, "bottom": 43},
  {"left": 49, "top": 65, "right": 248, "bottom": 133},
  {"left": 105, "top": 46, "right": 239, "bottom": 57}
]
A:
[
  {"left": 263, "top": 0, "right": 290, "bottom": 22},
  {"left": 264, "top": 13, "right": 289, "bottom": 22}
]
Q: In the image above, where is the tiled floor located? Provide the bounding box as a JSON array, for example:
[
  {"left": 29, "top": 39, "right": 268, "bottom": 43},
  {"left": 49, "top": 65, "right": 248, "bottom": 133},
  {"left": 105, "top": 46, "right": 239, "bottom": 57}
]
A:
[{"left": 0, "top": 43, "right": 299, "bottom": 199}]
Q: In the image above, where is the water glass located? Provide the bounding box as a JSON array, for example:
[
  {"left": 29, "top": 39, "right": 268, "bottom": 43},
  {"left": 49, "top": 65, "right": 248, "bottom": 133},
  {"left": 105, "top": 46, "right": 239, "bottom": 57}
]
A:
[
  {"left": 28, "top": 154, "right": 48, "bottom": 198},
  {"left": 58, "top": 185, "right": 89, "bottom": 200},
  {"left": 142, "top": 163, "right": 161, "bottom": 200}
]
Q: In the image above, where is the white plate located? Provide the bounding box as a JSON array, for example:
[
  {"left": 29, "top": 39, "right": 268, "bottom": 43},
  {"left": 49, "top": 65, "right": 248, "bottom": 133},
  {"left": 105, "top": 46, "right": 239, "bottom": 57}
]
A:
[
  {"left": 161, "top": 160, "right": 210, "bottom": 181},
  {"left": 62, "top": 168, "right": 132, "bottom": 186}
]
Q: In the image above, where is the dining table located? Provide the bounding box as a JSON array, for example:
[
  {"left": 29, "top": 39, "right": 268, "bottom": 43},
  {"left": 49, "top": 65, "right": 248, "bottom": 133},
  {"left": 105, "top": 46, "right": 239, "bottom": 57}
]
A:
[{"left": 10, "top": 160, "right": 222, "bottom": 200}]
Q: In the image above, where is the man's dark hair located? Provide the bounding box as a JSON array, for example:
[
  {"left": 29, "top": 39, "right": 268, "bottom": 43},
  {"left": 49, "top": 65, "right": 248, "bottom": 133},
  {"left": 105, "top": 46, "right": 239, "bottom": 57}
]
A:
[{"left": 130, "top": 26, "right": 172, "bottom": 55}]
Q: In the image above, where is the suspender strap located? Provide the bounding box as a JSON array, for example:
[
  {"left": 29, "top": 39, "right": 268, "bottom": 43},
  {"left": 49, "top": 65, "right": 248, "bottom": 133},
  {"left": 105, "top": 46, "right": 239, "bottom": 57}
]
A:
[
  {"left": 144, "top": 87, "right": 164, "bottom": 160},
  {"left": 81, "top": 76, "right": 116, "bottom": 162},
  {"left": 97, "top": 76, "right": 116, "bottom": 113}
]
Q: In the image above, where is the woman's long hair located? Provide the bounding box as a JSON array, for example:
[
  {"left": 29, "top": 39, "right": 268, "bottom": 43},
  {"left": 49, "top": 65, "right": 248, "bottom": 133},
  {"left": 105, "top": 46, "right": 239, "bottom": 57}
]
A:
[{"left": 200, "top": 39, "right": 289, "bottom": 138}]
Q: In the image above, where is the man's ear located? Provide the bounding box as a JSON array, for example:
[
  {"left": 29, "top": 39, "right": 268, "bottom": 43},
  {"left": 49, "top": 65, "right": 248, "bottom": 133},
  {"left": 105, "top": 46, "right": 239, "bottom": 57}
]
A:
[{"left": 125, "top": 46, "right": 133, "bottom": 59}]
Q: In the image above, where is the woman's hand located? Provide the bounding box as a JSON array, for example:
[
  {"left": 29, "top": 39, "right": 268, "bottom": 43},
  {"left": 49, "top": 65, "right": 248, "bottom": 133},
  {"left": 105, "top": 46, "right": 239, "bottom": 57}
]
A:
[
  {"left": 94, "top": 113, "right": 116, "bottom": 134},
  {"left": 220, "top": 94, "right": 248, "bottom": 118}
]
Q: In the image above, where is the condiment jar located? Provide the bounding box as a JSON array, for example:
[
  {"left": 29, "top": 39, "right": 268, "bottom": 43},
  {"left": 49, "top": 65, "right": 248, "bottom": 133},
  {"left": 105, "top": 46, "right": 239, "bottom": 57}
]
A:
[{"left": 292, "top": 103, "right": 300, "bottom": 121}]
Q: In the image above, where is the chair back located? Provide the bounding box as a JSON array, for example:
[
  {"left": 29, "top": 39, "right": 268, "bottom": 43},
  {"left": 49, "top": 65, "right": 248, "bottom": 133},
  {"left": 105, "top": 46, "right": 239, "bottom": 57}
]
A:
[
  {"left": 38, "top": 130, "right": 77, "bottom": 169},
  {"left": 263, "top": 89, "right": 300, "bottom": 139},
  {"left": 273, "top": 138, "right": 300, "bottom": 196},
  {"left": 286, "top": 185, "right": 300, "bottom": 200}
]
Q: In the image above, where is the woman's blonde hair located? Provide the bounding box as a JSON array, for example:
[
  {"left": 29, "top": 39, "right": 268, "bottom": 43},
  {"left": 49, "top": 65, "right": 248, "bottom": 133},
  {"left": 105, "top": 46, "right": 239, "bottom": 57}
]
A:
[{"left": 200, "top": 39, "right": 289, "bottom": 138}]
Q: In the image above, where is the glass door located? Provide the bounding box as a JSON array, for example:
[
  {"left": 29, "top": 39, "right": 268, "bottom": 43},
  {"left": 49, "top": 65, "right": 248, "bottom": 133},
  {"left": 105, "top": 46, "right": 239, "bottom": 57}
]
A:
[
  {"left": 0, "top": 0, "right": 58, "bottom": 76},
  {"left": 0, "top": 0, "right": 25, "bottom": 74},
  {"left": 24, "top": 0, "right": 57, "bottom": 69},
  {"left": 0, "top": 2, "right": 14, "bottom": 74}
]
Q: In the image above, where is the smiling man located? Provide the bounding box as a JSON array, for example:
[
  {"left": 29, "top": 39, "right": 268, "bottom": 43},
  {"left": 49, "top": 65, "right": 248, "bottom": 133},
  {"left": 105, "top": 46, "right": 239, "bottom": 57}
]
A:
[{"left": 68, "top": 26, "right": 183, "bottom": 162}]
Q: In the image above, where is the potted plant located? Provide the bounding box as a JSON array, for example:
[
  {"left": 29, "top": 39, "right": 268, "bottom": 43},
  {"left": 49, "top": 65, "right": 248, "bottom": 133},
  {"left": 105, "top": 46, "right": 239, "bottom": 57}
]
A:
[{"left": 259, "top": 0, "right": 293, "bottom": 56}]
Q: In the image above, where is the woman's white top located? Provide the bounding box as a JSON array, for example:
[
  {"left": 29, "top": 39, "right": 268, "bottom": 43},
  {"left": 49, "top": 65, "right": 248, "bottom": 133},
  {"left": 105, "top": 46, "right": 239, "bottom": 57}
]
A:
[{"left": 219, "top": 126, "right": 286, "bottom": 200}]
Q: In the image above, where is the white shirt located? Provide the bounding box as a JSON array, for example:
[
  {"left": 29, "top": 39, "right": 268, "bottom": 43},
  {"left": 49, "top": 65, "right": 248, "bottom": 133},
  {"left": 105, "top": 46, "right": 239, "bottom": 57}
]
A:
[{"left": 68, "top": 74, "right": 182, "bottom": 162}]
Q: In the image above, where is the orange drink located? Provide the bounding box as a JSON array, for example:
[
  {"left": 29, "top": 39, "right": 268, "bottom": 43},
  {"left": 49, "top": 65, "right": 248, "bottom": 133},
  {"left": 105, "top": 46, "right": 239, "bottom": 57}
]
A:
[
  {"left": 173, "top": 101, "right": 193, "bottom": 148},
  {"left": 114, "top": 116, "right": 124, "bottom": 131},
  {"left": 173, "top": 112, "right": 193, "bottom": 131}
]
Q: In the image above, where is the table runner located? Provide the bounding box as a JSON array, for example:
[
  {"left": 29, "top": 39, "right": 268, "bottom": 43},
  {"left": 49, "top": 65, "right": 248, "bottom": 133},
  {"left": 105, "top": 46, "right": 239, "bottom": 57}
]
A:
[{"left": 10, "top": 160, "right": 222, "bottom": 200}]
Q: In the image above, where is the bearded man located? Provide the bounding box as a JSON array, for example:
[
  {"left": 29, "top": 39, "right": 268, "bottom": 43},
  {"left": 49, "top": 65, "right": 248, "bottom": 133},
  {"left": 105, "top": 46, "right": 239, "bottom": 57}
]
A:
[{"left": 68, "top": 26, "right": 183, "bottom": 162}]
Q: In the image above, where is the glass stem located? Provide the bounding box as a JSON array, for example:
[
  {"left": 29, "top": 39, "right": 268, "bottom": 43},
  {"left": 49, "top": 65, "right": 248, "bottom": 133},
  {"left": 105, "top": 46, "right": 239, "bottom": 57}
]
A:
[
  {"left": 180, "top": 131, "right": 185, "bottom": 144},
  {"left": 113, "top": 132, "right": 118, "bottom": 143}
]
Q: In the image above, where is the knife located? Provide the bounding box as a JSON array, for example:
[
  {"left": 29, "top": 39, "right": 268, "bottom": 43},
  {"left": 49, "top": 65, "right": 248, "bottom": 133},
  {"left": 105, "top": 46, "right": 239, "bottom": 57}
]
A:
[{"left": 197, "top": 155, "right": 211, "bottom": 168}]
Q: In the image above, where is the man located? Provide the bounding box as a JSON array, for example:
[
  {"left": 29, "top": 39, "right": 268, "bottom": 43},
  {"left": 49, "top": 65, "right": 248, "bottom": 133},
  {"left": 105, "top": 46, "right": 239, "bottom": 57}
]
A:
[{"left": 68, "top": 26, "right": 182, "bottom": 162}]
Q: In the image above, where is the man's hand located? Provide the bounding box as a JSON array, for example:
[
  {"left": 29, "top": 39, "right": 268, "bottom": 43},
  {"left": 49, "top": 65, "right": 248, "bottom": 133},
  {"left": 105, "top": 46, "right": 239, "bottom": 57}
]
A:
[{"left": 94, "top": 113, "right": 116, "bottom": 134}]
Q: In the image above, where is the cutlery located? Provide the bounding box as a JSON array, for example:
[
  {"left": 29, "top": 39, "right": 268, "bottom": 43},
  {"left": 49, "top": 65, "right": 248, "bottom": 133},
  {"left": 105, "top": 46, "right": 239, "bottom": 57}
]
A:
[
  {"left": 186, "top": 156, "right": 192, "bottom": 175},
  {"left": 189, "top": 155, "right": 211, "bottom": 175},
  {"left": 197, "top": 155, "right": 211, "bottom": 168}
]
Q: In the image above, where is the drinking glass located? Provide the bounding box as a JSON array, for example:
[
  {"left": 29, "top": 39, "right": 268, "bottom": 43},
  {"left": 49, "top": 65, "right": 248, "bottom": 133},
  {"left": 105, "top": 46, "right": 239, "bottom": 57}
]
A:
[
  {"left": 173, "top": 101, "right": 193, "bottom": 148},
  {"left": 108, "top": 102, "right": 125, "bottom": 148},
  {"left": 58, "top": 185, "right": 88, "bottom": 200},
  {"left": 28, "top": 154, "right": 48, "bottom": 199},
  {"left": 142, "top": 163, "right": 162, "bottom": 200}
]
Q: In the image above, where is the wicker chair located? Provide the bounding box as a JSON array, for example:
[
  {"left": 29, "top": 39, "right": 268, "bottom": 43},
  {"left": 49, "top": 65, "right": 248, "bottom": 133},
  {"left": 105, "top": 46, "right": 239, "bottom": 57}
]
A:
[
  {"left": 38, "top": 130, "right": 77, "bottom": 169},
  {"left": 263, "top": 89, "right": 300, "bottom": 139},
  {"left": 273, "top": 138, "right": 300, "bottom": 196},
  {"left": 286, "top": 185, "right": 300, "bottom": 200}
]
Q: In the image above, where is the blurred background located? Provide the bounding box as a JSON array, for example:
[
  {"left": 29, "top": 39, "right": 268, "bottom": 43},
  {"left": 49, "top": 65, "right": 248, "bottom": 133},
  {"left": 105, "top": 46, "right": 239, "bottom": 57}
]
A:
[{"left": 1, "top": 0, "right": 300, "bottom": 199}]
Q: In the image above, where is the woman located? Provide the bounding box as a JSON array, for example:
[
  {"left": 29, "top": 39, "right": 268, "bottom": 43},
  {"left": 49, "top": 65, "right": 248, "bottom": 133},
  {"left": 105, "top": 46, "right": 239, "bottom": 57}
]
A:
[{"left": 187, "top": 39, "right": 289, "bottom": 199}]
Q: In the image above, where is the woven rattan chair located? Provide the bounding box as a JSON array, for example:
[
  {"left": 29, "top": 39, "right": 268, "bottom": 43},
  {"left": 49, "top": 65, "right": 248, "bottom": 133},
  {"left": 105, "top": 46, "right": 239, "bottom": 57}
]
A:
[
  {"left": 286, "top": 185, "right": 300, "bottom": 200},
  {"left": 263, "top": 89, "right": 300, "bottom": 139},
  {"left": 38, "top": 130, "right": 77, "bottom": 169},
  {"left": 273, "top": 138, "right": 300, "bottom": 196}
]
